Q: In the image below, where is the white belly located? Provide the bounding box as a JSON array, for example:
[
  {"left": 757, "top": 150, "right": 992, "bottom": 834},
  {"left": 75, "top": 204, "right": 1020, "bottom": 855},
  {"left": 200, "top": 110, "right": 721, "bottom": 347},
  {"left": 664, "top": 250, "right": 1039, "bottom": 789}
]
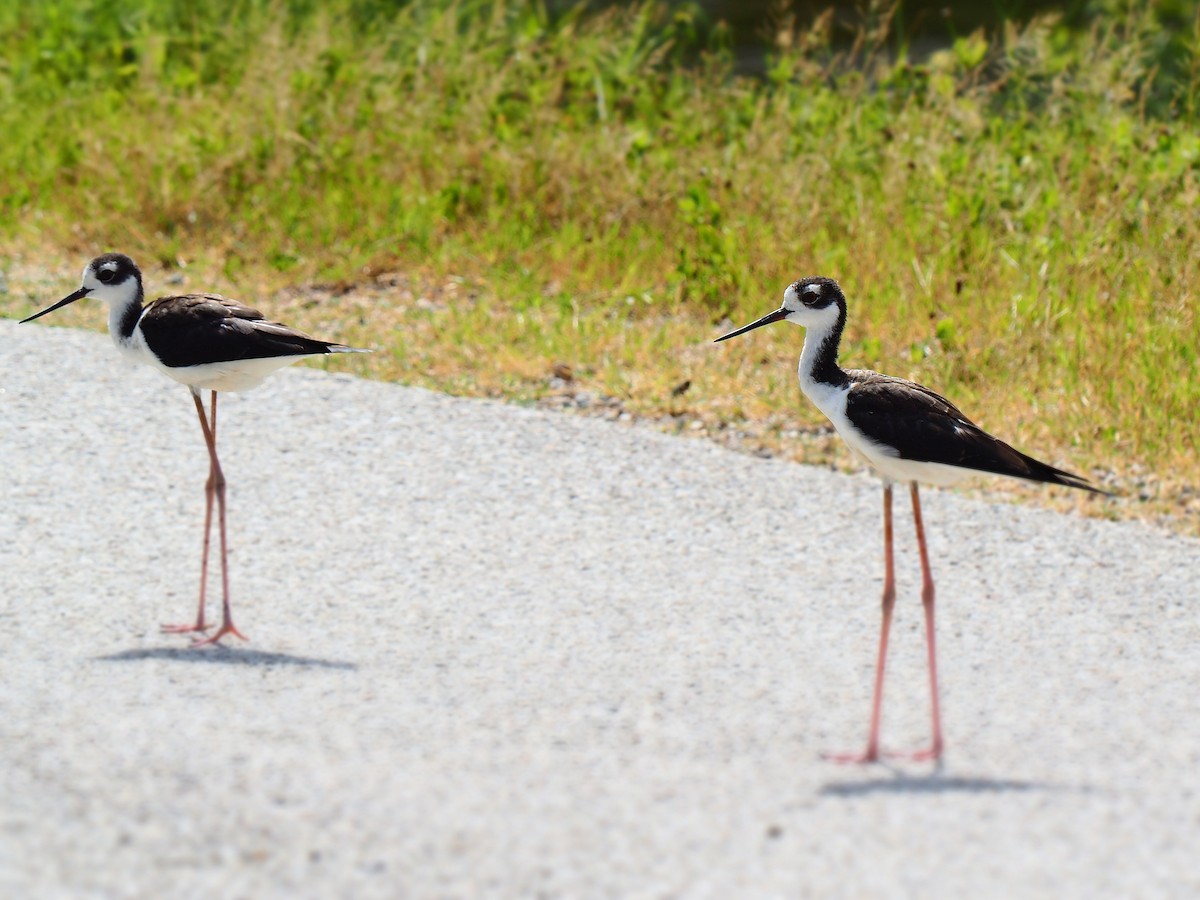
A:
[
  {"left": 113, "top": 329, "right": 303, "bottom": 392},
  {"left": 160, "top": 356, "right": 304, "bottom": 392}
]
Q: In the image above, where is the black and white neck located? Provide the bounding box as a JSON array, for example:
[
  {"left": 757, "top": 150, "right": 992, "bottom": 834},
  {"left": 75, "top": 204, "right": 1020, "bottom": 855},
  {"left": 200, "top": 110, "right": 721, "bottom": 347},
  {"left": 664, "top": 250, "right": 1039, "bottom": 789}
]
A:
[
  {"left": 771, "top": 279, "right": 865, "bottom": 452},
  {"left": 92, "top": 254, "right": 146, "bottom": 345},
  {"left": 787, "top": 278, "right": 850, "bottom": 393},
  {"left": 714, "top": 275, "right": 851, "bottom": 395}
]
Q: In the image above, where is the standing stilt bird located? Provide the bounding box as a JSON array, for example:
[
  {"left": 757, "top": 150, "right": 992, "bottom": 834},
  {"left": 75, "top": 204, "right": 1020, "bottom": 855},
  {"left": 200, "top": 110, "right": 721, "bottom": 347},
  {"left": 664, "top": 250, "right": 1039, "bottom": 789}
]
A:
[
  {"left": 715, "top": 277, "right": 1105, "bottom": 763},
  {"left": 21, "top": 253, "right": 369, "bottom": 646}
]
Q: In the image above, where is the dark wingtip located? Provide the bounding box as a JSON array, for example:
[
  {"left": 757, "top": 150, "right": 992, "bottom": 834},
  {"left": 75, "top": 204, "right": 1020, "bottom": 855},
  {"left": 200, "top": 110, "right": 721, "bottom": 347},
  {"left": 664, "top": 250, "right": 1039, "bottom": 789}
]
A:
[
  {"left": 1080, "top": 481, "right": 1116, "bottom": 498},
  {"left": 1001, "top": 444, "right": 1114, "bottom": 497},
  {"left": 327, "top": 345, "right": 372, "bottom": 354},
  {"left": 1041, "top": 466, "right": 1114, "bottom": 497},
  {"left": 1063, "top": 477, "right": 1114, "bottom": 497}
]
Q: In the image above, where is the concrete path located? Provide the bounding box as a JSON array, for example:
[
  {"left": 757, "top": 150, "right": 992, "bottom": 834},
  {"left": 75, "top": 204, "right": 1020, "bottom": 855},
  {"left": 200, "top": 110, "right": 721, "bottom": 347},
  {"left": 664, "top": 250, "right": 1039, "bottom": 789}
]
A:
[{"left": 2, "top": 320, "right": 1197, "bottom": 898}]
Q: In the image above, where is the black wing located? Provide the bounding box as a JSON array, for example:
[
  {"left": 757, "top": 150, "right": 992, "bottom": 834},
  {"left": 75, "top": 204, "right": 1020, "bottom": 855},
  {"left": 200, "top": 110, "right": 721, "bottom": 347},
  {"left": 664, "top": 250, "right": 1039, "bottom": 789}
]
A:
[
  {"left": 844, "top": 370, "right": 1104, "bottom": 493},
  {"left": 140, "top": 294, "right": 346, "bottom": 367}
]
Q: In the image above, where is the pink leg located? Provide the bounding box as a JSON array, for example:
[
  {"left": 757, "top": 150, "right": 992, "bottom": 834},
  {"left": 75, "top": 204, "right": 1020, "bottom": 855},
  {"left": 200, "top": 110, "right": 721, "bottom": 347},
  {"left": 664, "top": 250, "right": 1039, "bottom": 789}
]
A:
[
  {"left": 162, "top": 390, "right": 219, "bottom": 634},
  {"left": 824, "top": 483, "right": 895, "bottom": 764},
  {"left": 189, "top": 391, "right": 247, "bottom": 647},
  {"left": 896, "top": 482, "right": 944, "bottom": 761}
]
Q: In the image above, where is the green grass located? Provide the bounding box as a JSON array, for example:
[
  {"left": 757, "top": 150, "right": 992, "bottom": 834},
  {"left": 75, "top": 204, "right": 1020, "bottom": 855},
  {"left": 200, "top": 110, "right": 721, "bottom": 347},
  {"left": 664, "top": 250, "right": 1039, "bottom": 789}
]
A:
[{"left": 1, "top": 0, "right": 1197, "bottom": 526}]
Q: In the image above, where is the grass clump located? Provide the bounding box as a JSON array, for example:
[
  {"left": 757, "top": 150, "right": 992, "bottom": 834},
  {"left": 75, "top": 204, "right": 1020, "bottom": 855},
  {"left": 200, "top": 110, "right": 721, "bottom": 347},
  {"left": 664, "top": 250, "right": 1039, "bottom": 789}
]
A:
[{"left": 0, "top": 0, "right": 1197, "bottom": 525}]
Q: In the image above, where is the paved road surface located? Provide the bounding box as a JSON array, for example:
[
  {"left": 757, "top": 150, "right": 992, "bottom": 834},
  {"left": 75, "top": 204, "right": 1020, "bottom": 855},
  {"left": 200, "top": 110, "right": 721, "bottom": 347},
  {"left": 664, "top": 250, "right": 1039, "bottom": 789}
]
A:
[{"left": 2, "top": 320, "right": 1198, "bottom": 897}]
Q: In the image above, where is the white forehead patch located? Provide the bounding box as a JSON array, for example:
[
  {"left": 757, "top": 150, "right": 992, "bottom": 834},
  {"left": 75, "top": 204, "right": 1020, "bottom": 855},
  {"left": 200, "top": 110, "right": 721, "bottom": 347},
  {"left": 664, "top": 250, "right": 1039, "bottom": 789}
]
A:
[
  {"left": 99, "top": 261, "right": 118, "bottom": 272},
  {"left": 803, "top": 282, "right": 822, "bottom": 296}
]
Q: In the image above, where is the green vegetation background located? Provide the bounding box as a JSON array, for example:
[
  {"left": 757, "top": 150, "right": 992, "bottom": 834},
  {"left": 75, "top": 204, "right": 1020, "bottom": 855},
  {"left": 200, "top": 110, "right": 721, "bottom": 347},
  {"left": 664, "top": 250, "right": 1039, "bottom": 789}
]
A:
[{"left": 1, "top": 0, "right": 1196, "bottom": 521}]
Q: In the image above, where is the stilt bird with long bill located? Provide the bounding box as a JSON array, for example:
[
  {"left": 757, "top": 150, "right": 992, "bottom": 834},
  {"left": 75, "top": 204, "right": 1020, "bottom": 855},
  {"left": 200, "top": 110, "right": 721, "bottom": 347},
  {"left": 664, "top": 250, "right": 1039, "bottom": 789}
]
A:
[
  {"left": 21, "top": 253, "right": 369, "bottom": 646},
  {"left": 715, "top": 277, "right": 1105, "bottom": 763}
]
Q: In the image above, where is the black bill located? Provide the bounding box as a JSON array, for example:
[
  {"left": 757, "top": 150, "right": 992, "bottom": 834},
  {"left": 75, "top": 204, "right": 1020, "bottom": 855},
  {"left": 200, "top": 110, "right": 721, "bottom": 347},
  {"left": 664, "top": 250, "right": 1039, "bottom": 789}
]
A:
[
  {"left": 19, "top": 286, "right": 92, "bottom": 324},
  {"left": 713, "top": 306, "right": 788, "bottom": 342}
]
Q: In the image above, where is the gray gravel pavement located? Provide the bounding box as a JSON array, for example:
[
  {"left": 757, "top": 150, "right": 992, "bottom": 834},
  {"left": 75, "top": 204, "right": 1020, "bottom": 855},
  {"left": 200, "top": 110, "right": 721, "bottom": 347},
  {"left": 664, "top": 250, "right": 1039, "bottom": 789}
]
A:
[{"left": 2, "top": 319, "right": 1199, "bottom": 898}]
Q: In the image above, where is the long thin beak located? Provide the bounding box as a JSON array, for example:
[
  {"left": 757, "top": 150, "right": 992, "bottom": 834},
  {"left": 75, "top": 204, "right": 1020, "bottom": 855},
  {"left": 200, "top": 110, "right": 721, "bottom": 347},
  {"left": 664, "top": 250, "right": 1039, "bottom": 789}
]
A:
[
  {"left": 19, "top": 286, "right": 92, "bottom": 324},
  {"left": 713, "top": 306, "right": 789, "bottom": 342}
]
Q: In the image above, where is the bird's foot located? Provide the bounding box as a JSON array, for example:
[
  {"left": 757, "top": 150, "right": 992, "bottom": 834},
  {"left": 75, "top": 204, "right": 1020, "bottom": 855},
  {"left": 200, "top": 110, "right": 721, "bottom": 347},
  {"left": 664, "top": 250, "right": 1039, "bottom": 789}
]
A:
[
  {"left": 820, "top": 747, "right": 882, "bottom": 765},
  {"left": 883, "top": 743, "right": 943, "bottom": 764},
  {"left": 188, "top": 620, "right": 248, "bottom": 648},
  {"left": 160, "top": 621, "right": 211, "bottom": 635}
]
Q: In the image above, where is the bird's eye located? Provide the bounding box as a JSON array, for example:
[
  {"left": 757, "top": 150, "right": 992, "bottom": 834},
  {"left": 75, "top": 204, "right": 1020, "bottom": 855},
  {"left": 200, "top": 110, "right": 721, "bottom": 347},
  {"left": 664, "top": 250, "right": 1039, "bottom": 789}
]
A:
[{"left": 97, "top": 269, "right": 115, "bottom": 284}]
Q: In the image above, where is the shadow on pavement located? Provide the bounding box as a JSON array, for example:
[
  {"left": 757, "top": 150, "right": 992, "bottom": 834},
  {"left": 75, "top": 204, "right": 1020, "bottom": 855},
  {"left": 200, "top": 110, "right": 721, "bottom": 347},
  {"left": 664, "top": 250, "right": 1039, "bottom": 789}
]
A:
[
  {"left": 95, "top": 646, "right": 357, "bottom": 670},
  {"left": 819, "top": 771, "right": 1089, "bottom": 797}
]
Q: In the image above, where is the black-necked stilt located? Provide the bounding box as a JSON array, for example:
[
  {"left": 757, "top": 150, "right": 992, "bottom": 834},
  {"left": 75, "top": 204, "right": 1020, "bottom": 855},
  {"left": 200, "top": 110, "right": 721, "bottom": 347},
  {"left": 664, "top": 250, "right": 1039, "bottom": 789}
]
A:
[
  {"left": 21, "top": 253, "right": 369, "bottom": 646},
  {"left": 715, "top": 276, "right": 1105, "bottom": 763}
]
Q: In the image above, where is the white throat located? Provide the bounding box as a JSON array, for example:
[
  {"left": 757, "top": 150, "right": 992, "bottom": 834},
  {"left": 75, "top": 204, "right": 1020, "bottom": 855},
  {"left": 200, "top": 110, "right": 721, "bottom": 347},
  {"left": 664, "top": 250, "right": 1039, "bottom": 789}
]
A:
[
  {"left": 106, "top": 297, "right": 142, "bottom": 347},
  {"left": 796, "top": 320, "right": 839, "bottom": 397}
]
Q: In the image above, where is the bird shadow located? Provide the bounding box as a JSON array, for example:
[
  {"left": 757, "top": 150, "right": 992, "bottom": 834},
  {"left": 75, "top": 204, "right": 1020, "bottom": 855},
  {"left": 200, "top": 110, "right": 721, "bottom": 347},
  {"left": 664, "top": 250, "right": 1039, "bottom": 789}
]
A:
[
  {"left": 819, "top": 765, "right": 1090, "bottom": 797},
  {"left": 96, "top": 645, "right": 357, "bottom": 670}
]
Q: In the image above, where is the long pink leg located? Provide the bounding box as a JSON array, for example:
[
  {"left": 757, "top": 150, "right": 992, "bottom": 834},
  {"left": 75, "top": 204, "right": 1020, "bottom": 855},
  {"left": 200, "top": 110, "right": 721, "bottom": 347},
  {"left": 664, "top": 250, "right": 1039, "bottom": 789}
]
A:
[
  {"left": 824, "top": 483, "right": 895, "bottom": 764},
  {"left": 897, "top": 482, "right": 944, "bottom": 761},
  {"left": 161, "top": 389, "right": 219, "bottom": 634},
  {"left": 189, "top": 390, "right": 247, "bottom": 647}
]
